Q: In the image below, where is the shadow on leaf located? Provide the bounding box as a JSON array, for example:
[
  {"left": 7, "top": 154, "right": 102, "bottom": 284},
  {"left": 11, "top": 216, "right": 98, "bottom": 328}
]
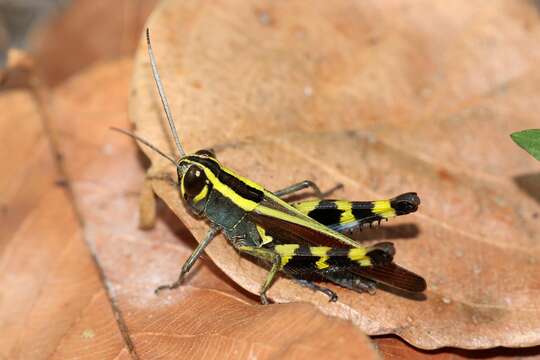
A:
[
  {"left": 350, "top": 223, "right": 420, "bottom": 242},
  {"left": 514, "top": 172, "right": 540, "bottom": 205},
  {"left": 376, "top": 335, "right": 540, "bottom": 358}
]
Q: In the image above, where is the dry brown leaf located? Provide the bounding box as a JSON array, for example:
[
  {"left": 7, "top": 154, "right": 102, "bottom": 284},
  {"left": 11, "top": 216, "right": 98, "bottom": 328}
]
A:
[
  {"left": 375, "top": 337, "right": 540, "bottom": 360},
  {"left": 0, "top": 49, "right": 35, "bottom": 89},
  {"left": 129, "top": 0, "right": 540, "bottom": 350},
  {"left": 30, "top": 0, "right": 159, "bottom": 86},
  {"left": 48, "top": 58, "right": 380, "bottom": 359},
  {"left": 0, "top": 89, "right": 125, "bottom": 358}
]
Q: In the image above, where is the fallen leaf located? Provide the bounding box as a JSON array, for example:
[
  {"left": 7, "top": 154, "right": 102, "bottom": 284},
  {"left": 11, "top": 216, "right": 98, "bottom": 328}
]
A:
[
  {"left": 47, "top": 58, "right": 380, "bottom": 359},
  {"left": 30, "top": 0, "right": 159, "bottom": 86},
  {"left": 374, "top": 336, "right": 540, "bottom": 359},
  {"left": 129, "top": 0, "right": 540, "bottom": 350},
  {"left": 0, "top": 88, "right": 125, "bottom": 358},
  {"left": 0, "top": 48, "right": 35, "bottom": 90}
]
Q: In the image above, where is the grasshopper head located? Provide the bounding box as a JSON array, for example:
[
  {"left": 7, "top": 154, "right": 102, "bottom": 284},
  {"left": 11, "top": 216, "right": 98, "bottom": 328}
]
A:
[{"left": 176, "top": 150, "right": 217, "bottom": 214}]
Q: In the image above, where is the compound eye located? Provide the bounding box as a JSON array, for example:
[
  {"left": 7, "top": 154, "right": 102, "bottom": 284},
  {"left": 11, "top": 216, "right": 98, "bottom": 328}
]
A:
[{"left": 182, "top": 165, "right": 207, "bottom": 200}]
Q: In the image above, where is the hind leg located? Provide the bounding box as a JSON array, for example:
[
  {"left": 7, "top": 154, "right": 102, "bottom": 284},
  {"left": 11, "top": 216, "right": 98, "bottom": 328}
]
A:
[
  {"left": 324, "top": 273, "right": 377, "bottom": 295},
  {"left": 292, "top": 278, "right": 338, "bottom": 302}
]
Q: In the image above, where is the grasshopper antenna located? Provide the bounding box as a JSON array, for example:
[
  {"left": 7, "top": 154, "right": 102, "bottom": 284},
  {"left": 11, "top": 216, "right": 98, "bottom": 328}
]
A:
[
  {"left": 111, "top": 127, "right": 178, "bottom": 166},
  {"left": 146, "top": 28, "right": 186, "bottom": 157}
]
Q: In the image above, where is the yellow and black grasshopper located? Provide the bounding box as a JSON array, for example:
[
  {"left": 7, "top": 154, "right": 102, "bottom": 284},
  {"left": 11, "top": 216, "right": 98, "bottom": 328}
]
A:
[{"left": 117, "top": 30, "right": 426, "bottom": 304}]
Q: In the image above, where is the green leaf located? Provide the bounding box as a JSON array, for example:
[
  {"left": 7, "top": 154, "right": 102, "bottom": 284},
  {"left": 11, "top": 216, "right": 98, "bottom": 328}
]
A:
[{"left": 511, "top": 129, "right": 540, "bottom": 161}]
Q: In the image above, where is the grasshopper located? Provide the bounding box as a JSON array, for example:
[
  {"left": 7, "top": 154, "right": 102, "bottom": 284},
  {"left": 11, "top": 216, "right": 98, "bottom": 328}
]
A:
[{"left": 117, "top": 29, "right": 426, "bottom": 304}]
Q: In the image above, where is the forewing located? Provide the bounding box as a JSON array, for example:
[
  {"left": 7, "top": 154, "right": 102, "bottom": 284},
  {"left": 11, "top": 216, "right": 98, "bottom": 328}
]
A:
[
  {"left": 249, "top": 195, "right": 364, "bottom": 248},
  {"left": 350, "top": 263, "right": 426, "bottom": 293}
]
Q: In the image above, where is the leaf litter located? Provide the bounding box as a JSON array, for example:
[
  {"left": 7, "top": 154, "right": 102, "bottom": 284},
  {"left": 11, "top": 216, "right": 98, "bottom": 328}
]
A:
[{"left": 49, "top": 59, "right": 380, "bottom": 359}]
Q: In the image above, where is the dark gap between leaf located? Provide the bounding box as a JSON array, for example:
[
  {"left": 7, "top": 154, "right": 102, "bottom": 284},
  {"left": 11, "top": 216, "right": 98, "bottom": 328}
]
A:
[{"left": 374, "top": 334, "right": 540, "bottom": 358}]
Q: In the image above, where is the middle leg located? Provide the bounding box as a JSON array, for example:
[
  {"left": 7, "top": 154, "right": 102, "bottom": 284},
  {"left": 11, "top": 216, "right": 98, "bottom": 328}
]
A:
[
  {"left": 237, "top": 245, "right": 282, "bottom": 305},
  {"left": 274, "top": 180, "right": 323, "bottom": 198}
]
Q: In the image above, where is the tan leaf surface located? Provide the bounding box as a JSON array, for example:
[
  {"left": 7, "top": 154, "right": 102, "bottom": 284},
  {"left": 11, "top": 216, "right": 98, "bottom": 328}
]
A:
[
  {"left": 48, "top": 58, "right": 379, "bottom": 359},
  {"left": 375, "top": 337, "right": 540, "bottom": 360},
  {"left": 0, "top": 89, "right": 125, "bottom": 358},
  {"left": 129, "top": 0, "right": 540, "bottom": 350},
  {"left": 30, "top": 0, "right": 159, "bottom": 86}
]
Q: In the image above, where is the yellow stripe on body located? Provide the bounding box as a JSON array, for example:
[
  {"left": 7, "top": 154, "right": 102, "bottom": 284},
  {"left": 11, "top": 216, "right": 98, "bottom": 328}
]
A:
[
  {"left": 336, "top": 201, "right": 354, "bottom": 224},
  {"left": 310, "top": 246, "right": 331, "bottom": 269},
  {"left": 256, "top": 225, "right": 273, "bottom": 245},
  {"left": 180, "top": 177, "right": 186, "bottom": 198},
  {"left": 221, "top": 167, "right": 264, "bottom": 191},
  {"left": 293, "top": 245, "right": 372, "bottom": 269},
  {"left": 192, "top": 185, "right": 208, "bottom": 203},
  {"left": 290, "top": 200, "right": 319, "bottom": 214},
  {"left": 274, "top": 244, "right": 300, "bottom": 268},
  {"left": 348, "top": 248, "right": 371, "bottom": 267},
  {"left": 292, "top": 200, "right": 358, "bottom": 224},
  {"left": 337, "top": 199, "right": 395, "bottom": 223},
  {"left": 372, "top": 200, "right": 396, "bottom": 219},
  {"left": 183, "top": 160, "right": 261, "bottom": 212}
]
